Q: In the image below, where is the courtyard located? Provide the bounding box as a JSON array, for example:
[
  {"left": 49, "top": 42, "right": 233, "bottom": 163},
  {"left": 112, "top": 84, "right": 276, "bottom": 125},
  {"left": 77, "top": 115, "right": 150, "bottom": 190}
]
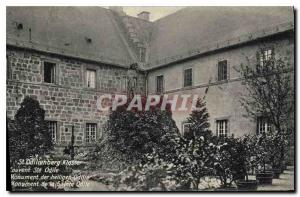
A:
[{"left": 66, "top": 166, "right": 295, "bottom": 191}]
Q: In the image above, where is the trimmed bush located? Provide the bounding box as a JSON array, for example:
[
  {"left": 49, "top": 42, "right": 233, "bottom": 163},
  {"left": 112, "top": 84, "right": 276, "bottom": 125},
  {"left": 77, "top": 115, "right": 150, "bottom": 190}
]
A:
[{"left": 8, "top": 97, "right": 53, "bottom": 165}]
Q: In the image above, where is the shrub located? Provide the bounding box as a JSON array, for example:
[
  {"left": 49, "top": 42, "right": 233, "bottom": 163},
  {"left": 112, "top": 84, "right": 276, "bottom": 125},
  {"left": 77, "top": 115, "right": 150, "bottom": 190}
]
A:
[
  {"left": 113, "top": 153, "right": 179, "bottom": 191},
  {"left": 89, "top": 95, "right": 180, "bottom": 170},
  {"left": 255, "top": 131, "right": 285, "bottom": 172},
  {"left": 213, "top": 137, "right": 245, "bottom": 188},
  {"left": 239, "top": 135, "right": 259, "bottom": 181},
  {"left": 8, "top": 97, "right": 53, "bottom": 165},
  {"left": 112, "top": 97, "right": 218, "bottom": 191},
  {"left": 106, "top": 109, "right": 179, "bottom": 160},
  {"left": 112, "top": 133, "right": 218, "bottom": 191}
]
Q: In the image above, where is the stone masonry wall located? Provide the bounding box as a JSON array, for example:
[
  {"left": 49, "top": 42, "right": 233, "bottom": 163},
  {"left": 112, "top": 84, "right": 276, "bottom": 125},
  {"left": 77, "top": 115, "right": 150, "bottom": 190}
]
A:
[{"left": 6, "top": 47, "right": 146, "bottom": 154}]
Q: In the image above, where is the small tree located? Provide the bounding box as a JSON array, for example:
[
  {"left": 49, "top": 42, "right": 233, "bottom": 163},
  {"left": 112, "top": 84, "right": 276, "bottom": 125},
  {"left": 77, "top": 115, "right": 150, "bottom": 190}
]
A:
[
  {"left": 175, "top": 98, "right": 216, "bottom": 190},
  {"left": 185, "top": 98, "right": 211, "bottom": 140},
  {"left": 112, "top": 98, "right": 217, "bottom": 191},
  {"left": 237, "top": 48, "right": 294, "bottom": 166},
  {"left": 255, "top": 132, "right": 284, "bottom": 172},
  {"left": 214, "top": 137, "right": 245, "bottom": 188},
  {"left": 239, "top": 135, "right": 259, "bottom": 181},
  {"left": 175, "top": 136, "right": 217, "bottom": 190},
  {"left": 8, "top": 97, "right": 53, "bottom": 164}
]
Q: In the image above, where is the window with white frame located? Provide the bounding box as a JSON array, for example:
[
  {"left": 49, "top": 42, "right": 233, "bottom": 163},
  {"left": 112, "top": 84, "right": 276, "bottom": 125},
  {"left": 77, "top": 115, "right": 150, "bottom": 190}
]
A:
[
  {"left": 218, "top": 60, "right": 228, "bottom": 81},
  {"left": 48, "top": 121, "right": 57, "bottom": 142},
  {"left": 184, "top": 68, "right": 193, "bottom": 87},
  {"left": 182, "top": 122, "right": 191, "bottom": 136},
  {"left": 259, "top": 48, "right": 273, "bottom": 67},
  {"left": 44, "top": 61, "right": 56, "bottom": 84},
  {"left": 86, "top": 69, "right": 96, "bottom": 88},
  {"left": 156, "top": 75, "right": 164, "bottom": 94},
  {"left": 257, "top": 117, "right": 272, "bottom": 134},
  {"left": 85, "top": 123, "right": 97, "bottom": 143},
  {"left": 216, "top": 119, "right": 228, "bottom": 137}
]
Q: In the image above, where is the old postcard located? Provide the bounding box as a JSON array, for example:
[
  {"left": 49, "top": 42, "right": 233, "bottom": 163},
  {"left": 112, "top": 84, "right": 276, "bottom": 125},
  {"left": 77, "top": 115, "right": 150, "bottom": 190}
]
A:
[{"left": 6, "top": 6, "right": 295, "bottom": 192}]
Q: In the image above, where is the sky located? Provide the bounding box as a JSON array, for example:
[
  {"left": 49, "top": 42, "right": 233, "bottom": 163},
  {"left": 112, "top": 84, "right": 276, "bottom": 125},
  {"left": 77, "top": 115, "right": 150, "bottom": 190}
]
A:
[{"left": 123, "top": 7, "right": 184, "bottom": 21}]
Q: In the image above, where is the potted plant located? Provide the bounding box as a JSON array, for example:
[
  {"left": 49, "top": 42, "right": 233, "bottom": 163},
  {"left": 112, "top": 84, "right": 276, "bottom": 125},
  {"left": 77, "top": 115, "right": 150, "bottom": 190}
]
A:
[
  {"left": 269, "top": 131, "right": 287, "bottom": 179},
  {"left": 236, "top": 135, "right": 259, "bottom": 191},
  {"left": 255, "top": 133, "right": 274, "bottom": 184},
  {"left": 214, "top": 137, "right": 242, "bottom": 191}
]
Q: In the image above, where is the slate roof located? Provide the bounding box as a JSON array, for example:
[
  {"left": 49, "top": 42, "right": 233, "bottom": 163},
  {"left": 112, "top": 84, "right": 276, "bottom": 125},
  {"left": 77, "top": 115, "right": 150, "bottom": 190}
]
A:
[
  {"left": 123, "top": 15, "right": 153, "bottom": 44},
  {"left": 6, "top": 6, "right": 294, "bottom": 69},
  {"left": 6, "top": 6, "right": 135, "bottom": 67},
  {"left": 147, "top": 6, "right": 294, "bottom": 69}
]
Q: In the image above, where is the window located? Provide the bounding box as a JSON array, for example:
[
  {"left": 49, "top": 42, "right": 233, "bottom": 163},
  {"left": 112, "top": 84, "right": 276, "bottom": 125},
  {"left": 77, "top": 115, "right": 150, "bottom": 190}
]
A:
[
  {"left": 85, "top": 123, "right": 97, "bottom": 143},
  {"left": 139, "top": 47, "right": 146, "bottom": 62},
  {"left": 156, "top": 75, "right": 164, "bottom": 93},
  {"left": 216, "top": 120, "right": 228, "bottom": 137},
  {"left": 184, "top": 68, "right": 193, "bottom": 87},
  {"left": 48, "top": 121, "right": 57, "bottom": 142},
  {"left": 182, "top": 122, "right": 191, "bottom": 136},
  {"left": 257, "top": 117, "right": 272, "bottom": 134},
  {"left": 259, "top": 49, "right": 273, "bottom": 67},
  {"left": 218, "top": 60, "right": 227, "bottom": 81},
  {"left": 86, "top": 69, "right": 96, "bottom": 88},
  {"left": 44, "top": 62, "right": 56, "bottom": 83}
]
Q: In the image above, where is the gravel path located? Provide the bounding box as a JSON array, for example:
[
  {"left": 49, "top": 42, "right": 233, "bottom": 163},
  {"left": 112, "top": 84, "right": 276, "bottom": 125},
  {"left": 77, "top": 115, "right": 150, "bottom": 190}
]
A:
[
  {"left": 66, "top": 166, "right": 295, "bottom": 191},
  {"left": 65, "top": 181, "right": 110, "bottom": 191},
  {"left": 257, "top": 166, "right": 294, "bottom": 191}
]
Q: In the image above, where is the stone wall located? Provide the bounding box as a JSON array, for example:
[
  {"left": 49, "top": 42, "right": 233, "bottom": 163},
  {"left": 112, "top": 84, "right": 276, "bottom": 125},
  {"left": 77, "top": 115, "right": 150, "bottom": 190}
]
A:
[
  {"left": 147, "top": 32, "right": 294, "bottom": 136},
  {"left": 6, "top": 47, "right": 146, "bottom": 153},
  {"left": 6, "top": 31, "right": 294, "bottom": 152}
]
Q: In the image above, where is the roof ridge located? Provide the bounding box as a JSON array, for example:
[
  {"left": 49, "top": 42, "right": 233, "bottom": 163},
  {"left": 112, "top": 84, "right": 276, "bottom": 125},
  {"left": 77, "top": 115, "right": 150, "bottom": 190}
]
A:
[{"left": 107, "top": 10, "right": 138, "bottom": 64}]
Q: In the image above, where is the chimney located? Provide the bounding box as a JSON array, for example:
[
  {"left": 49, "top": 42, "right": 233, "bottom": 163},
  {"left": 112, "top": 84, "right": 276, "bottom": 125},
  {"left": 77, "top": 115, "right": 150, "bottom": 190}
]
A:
[
  {"left": 109, "top": 6, "right": 125, "bottom": 16},
  {"left": 137, "top": 11, "right": 150, "bottom": 21}
]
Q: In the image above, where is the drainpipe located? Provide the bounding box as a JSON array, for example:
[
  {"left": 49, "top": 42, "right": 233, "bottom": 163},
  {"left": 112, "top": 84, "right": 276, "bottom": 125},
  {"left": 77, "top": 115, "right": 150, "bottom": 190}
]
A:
[
  {"left": 145, "top": 71, "right": 148, "bottom": 96},
  {"left": 70, "top": 125, "right": 75, "bottom": 160}
]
